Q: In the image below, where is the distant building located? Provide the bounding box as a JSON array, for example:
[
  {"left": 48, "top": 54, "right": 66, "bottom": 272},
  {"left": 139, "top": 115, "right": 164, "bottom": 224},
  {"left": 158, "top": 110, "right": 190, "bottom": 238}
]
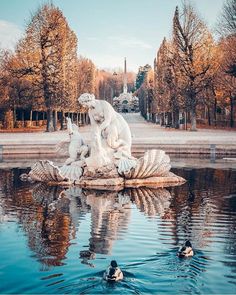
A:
[{"left": 113, "top": 58, "right": 139, "bottom": 113}]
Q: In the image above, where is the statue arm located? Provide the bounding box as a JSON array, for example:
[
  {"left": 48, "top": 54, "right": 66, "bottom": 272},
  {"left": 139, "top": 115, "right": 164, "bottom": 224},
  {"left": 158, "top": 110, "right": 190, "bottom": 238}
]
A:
[
  {"left": 99, "top": 103, "right": 113, "bottom": 131},
  {"left": 88, "top": 111, "right": 97, "bottom": 126}
]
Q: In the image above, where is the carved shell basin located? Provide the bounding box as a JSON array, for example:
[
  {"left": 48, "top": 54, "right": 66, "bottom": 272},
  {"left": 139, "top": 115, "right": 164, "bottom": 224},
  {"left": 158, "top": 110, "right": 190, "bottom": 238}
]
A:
[
  {"left": 60, "top": 164, "right": 83, "bottom": 181},
  {"left": 25, "top": 150, "right": 184, "bottom": 188},
  {"left": 117, "top": 158, "right": 137, "bottom": 175},
  {"left": 124, "top": 149, "right": 171, "bottom": 179},
  {"left": 28, "top": 160, "right": 84, "bottom": 183},
  {"left": 28, "top": 160, "right": 65, "bottom": 182}
]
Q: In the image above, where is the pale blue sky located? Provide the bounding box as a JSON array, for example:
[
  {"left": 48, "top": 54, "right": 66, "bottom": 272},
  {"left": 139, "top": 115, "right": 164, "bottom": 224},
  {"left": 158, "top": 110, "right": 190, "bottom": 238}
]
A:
[{"left": 0, "top": 0, "right": 224, "bottom": 72}]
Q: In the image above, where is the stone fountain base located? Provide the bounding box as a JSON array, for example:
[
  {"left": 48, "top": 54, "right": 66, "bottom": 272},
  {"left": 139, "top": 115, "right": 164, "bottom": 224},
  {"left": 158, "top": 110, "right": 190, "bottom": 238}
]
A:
[
  {"left": 37, "top": 174, "right": 185, "bottom": 190},
  {"left": 76, "top": 173, "right": 185, "bottom": 189},
  {"left": 21, "top": 149, "right": 186, "bottom": 190}
]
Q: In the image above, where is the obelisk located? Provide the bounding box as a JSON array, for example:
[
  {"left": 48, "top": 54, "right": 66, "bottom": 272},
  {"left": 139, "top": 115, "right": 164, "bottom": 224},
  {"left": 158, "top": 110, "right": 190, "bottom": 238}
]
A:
[{"left": 123, "top": 57, "right": 128, "bottom": 94}]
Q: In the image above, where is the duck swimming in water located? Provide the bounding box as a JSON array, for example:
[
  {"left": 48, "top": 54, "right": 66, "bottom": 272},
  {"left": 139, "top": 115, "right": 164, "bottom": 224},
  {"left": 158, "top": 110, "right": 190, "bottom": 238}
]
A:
[
  {"left": 103, "top": 260, "right": 123, "bottom": 282},
  {"left": 177, "top": 240, "right": 194, "bottom": 258}
]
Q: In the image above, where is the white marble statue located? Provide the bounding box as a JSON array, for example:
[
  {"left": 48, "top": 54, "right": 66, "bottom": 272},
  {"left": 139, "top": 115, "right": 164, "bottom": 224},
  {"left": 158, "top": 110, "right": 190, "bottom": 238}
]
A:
[
  {"left": 64, "top": 117, "right": 89, "bottom": 165},
  {"left": 23, "top": 93, "right": 185, "bottom": 187},
  {"left": 78, "top": 93, "right": 133, "bottom": 159},
  {"left": 85, "top": 125, "right": 112, "bottom": 168}
]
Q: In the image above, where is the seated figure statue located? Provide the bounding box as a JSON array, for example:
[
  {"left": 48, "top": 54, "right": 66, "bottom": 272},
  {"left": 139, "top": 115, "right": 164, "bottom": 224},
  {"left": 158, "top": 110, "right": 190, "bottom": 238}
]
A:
[
  {"left": 78, "top": 93, "right": 132, "bottom": 159},
  {"left": 65, "top": 117, "right": 89, "bottom": 165}
]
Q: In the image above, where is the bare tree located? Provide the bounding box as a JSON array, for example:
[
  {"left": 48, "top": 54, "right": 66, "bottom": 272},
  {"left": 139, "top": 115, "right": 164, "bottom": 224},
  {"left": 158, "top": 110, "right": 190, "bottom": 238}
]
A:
[
  {"left": 172, "top": 3, "right": 215, "bottom": 130},
  {"left": 217, "top": 0, "right": 236, "bottom": 37},
  {"left": 216, "top": 0, "right": 236, "bottom": 126},
  {"left": 216, "top": 0, "right": 236, "bottom": 78}
]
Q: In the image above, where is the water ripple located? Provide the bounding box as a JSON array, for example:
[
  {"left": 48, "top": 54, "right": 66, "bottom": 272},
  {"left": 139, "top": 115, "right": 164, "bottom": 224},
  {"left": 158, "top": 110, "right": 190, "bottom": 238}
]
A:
[{"left": 0, "top": 167, "right": 236, "bottom": 294}]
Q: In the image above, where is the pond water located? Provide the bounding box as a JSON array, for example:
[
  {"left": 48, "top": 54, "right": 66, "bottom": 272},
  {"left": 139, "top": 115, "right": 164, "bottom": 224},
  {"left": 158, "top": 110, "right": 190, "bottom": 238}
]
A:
[{"left": 0, "top": 166, "right": 236, "bottom": 294}]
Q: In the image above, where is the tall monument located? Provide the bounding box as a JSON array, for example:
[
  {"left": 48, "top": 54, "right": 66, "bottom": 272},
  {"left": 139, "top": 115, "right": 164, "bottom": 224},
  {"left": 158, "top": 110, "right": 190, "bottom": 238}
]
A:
[
  {"left": 123, "top": 57, "right": 128, "bottom": 94},
  {"left": 113, "top": 58, "right": 139, "bottom": 113}
]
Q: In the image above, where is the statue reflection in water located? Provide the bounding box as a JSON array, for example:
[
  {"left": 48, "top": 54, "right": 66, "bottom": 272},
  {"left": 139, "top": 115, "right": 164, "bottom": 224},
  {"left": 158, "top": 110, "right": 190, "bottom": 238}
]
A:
[
  {"left": 47, "top": 185, "right": 172, "bottom": 266},
  {"left": 81, "top": 190, "right": 131, "bottom": 259},
  {"left": 0, "top": 169, "right": 173, "bottom": 268}
]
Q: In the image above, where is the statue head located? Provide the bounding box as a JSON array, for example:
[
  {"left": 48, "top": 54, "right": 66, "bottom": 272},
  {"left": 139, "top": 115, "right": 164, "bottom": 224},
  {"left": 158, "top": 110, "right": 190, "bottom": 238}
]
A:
[{"left": 78, "top": 93, "right": 96, "bottom": 109}]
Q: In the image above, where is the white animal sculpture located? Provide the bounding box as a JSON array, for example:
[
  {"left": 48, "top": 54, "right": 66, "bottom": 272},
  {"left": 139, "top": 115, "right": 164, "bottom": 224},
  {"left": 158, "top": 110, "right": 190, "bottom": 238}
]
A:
[
  {"left": 85, "top": 125, "right": 112, "bottom": 168},
  {"left": 65, "top": 117, "right": 89, "bottom": 165}
]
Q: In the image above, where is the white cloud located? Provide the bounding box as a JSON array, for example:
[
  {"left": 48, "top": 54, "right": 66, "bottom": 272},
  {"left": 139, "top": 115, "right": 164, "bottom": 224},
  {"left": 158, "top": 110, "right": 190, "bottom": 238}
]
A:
[
  {"left": 0, "top": 20, "right": 23, "bottom": 50},
  {"left": 108, "top": 36, "right": 152, "bottom": 49}
]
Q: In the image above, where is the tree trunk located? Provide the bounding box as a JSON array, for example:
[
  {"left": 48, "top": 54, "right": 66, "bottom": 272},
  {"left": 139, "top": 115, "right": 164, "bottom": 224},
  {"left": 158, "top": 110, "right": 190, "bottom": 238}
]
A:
[
  {"left": 13, "top": 106, "right": 16, "bottom": 128},
  {"left": 230, "top": 94, "right": 234, "bottom": 128},
  {"left": 76, "top": 113, "right": 79, "bottom": 125},
  {"left": 174, "top": 109, "right": 180, "bottom": 129},
  {"left": 4, "top": 109, "right": 14, "bottom": 129},
  {"left": 214, "top": 96, "right": 217, "bottom": 126},
  {"left": 30, "top": 110, "right": 33, "bottom": 127},
  {"left": 21, "top": 110, "right": 24, "bottom": 122},
  {"left": 190, "top": 91, "right": 197, "bottom": 131},
  {"left": 36, "top": 111, "right": 39, "bottom": 126},
  {"left": 60, "top": 110, "right": 64, "bottom": 130},
  {"left": 207, "top": 105, "right": 211, "bottom": 126},
  {"left": 46, "top": 109, "right": 54, "bottom": 132},
  {"left": 190, "top": 107, "right": 197, "bottom": 131},
  {"left": 53, "top": 110, "right": 57, "bottom": 131},
  {"left": 184, "top": 111, "right": 187, "bottom": 130}
]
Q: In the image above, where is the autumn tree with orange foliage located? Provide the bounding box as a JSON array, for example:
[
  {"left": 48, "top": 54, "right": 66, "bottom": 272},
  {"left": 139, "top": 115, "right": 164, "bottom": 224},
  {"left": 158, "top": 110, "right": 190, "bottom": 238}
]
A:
[
  {"left": 77, "top": 57, "right": 96, "bottom": 96},
  {"left": 216, "top": 0, "right": 236, "bottom": 127},
  {"left": 153, "top": 38, "right": 184, "bottom": 127},
  {"left": 0, "top": 3, "right": 86, "bottom": 131},
  {"left": 24, "top": 3, "right": 79, "bottom": 131},
  {"left": 172, "top": 3, "right": 216, "bottom": 131},
  {"left": 0, "top": 50, "right": 14, "bottom": 128},
  {"left": 151, "top": 2, "right": 225, "bottom": 130}
]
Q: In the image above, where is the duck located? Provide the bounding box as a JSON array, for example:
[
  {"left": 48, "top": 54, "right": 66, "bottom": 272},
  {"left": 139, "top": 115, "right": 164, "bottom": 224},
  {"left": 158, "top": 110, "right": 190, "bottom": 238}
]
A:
[
  {"left": 103, "top": 260, "right": 123, "bottom": 282},
  {"left": 177, "top": 240, "right": 194, "bottom": 258},
  {"left": 80, "top": 250, "right": 95, "bottom": 260}
]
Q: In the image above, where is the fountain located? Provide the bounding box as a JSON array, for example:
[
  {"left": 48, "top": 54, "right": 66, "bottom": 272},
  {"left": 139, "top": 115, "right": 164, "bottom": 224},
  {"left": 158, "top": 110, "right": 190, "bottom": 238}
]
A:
[{"left": 22, "top": 93, "right": 185, "bottom": 189}]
